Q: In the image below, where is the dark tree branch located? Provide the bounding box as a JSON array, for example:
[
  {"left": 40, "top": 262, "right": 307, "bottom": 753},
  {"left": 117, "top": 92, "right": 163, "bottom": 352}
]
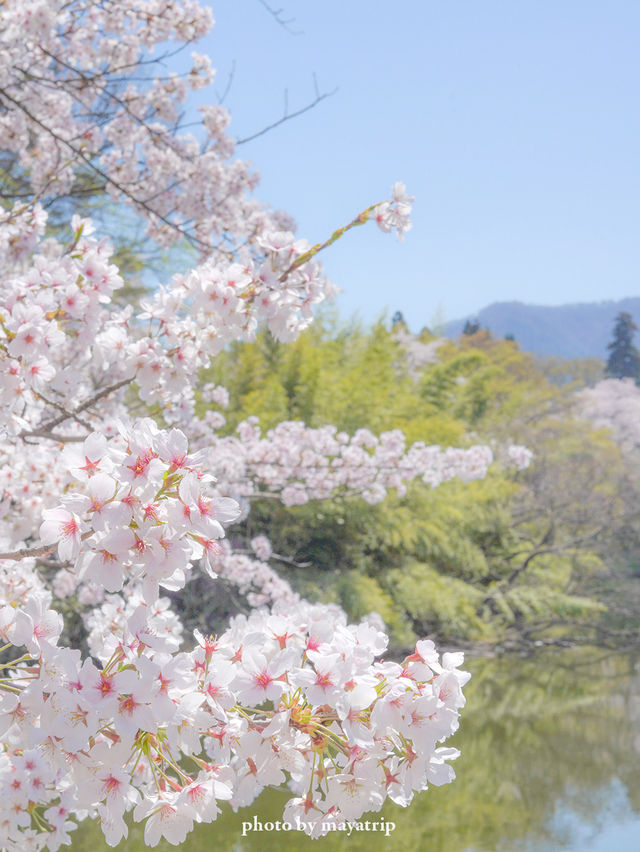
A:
[
  {"left": 0, "top": 530, "right": 92, "bottom": 562},
  {"left": 19, "top": 376, "right": 134, "bottom": 440}
]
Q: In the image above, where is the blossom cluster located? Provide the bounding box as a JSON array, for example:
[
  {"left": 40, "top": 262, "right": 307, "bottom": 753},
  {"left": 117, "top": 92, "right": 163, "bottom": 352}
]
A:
[
  {"left": 506, "top": 444, "right": 534, "bottom": 471},
  {"left": 212, "top": 542, "right": 301, "bottom": 609},
  {"left": 0, "top": 579, "right": 469, "bottom": 849},
  {"left": 203, "top": 418, "right": 495, "bottom": 506},
  {"left": 38, "top": 419, "right": 239, "bottom": 603},
  {"left": 578, "top": 377, "right": 640, "bottom": 457}
]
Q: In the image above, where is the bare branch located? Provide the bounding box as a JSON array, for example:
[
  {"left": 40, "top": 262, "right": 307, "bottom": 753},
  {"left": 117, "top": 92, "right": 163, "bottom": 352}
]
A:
[
  {"left": 19, "top": 376, "right": 134, "bottom": 440},
  {"left": 216, "top": 60, "right": 235, "bottom": 105},
  {"left": 22, "top": 431, "right": 88, "bottom": 444},
  {"left": 256, "top": 0, "right": 303, "bottom": 35},
  {"left": 232, "top": 547, "right": 312, "bottom": 568},
  {"left": 0, "top": 531, "right": 93, "bottom": 562},
  {"left": 271, "top": 551, "right": 312, "bottom": 568},
  {"left": 236, "top": 81, "right": 337, "bottom": 145},
  {"left": 32, "top": 392, "right": 93, "bottom": 430},
  {"left": 0, "top": 542, "right": 57, "bottom": 561},
  {"left": 481, "top": 526, "right": 607, "bottom": 610}
]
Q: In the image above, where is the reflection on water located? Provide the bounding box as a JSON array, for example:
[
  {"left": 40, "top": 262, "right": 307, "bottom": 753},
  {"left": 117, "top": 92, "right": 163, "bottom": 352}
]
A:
[
  {"left": 72, "top": 649, "right": 640, "bottom": 851},
  {"left": 525, "top": 779, "right": 640, "bottom": 852}
]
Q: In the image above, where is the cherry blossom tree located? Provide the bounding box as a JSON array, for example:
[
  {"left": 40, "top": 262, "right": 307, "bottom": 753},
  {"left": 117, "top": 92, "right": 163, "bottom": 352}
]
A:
[
  {"left": 579, "top": 378, "right": 640, "bottom": 457},
  {"left": 0, "top": 2, "right": 532, "bottom": 847}
]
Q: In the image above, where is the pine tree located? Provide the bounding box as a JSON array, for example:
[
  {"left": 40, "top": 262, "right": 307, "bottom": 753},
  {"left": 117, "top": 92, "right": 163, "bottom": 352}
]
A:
[{"left": 605, "top": 312, "right": 640, "bottom": 381}]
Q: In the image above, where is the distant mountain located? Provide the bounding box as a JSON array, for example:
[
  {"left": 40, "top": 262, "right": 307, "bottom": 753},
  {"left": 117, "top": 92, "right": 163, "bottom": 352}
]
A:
[{"left": 442, "top": 298, "right": 640, "bottom": 360}]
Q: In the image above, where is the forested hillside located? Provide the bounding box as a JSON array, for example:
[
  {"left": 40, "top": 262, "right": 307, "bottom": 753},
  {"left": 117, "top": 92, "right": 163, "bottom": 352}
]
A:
[{"left": 443, "top": 298, "right": 640, "bottom": 359}]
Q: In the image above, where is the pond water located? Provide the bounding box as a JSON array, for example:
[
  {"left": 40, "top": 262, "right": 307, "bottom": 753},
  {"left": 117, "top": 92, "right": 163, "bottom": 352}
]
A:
[{"left": 71, "top": 648, "right": 640, "bottom": 851}]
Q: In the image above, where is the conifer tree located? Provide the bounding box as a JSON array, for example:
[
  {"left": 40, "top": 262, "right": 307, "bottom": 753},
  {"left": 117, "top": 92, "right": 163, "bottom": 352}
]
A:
[
  {"left": 463, "top": 318, "right": 481, "bottom": 335},
  {"left": 605, "top": 312, "right": 640, "bottom": 381}
]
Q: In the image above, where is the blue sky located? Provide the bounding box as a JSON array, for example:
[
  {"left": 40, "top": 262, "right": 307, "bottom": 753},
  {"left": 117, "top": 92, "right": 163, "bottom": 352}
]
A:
[{"left": 189, "top": 1, "right": 640, "bottom": 330}]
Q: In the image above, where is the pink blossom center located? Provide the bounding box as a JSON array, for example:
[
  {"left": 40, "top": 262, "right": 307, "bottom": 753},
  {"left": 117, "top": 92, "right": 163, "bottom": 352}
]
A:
[
  {"left": 62, "top": 517, "right": 78, "bottom": 538},
  {"left": 79, "top": 456, "right": 101, "bottom": 475},
  {"left": 119, "top": 695, "right": 138, "bottom": 716},
  {"left": 197, "top": 496, "right": 213, "bottom": 516},
  {"left": 254, "top": 670, "right": 273, "bottom": 689},
  {"left": 103, "top": 775, "right": 121, "bottom": 795},
  {"left": 314, "top": 672, "right": 333, "bottom": 690}
]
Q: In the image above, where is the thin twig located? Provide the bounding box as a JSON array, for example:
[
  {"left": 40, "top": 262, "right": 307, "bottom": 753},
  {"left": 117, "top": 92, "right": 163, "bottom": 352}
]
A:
[
  {"left": 32, "top": 392, "right": 93, "bottom": 430},
  {"left": 236, "top": 84, "right": 337, "bottom": 145},
  {"left": 256, "top": 0, "right": 303, "bottom": 35},
  {"left": 271, "top": 551, "right": 312, "bottom": 568},
  {"left": 216, "top": 60, "right": 235, "bottom": 105},
  {"left": 232, "top": 547, "right": 311, "bottom": 568},
  {"left": 19, "top": 376, "right": 133, "bottom": 440},
  {"left": 277, "top": 201, "right": 379, "bottom": 282}
]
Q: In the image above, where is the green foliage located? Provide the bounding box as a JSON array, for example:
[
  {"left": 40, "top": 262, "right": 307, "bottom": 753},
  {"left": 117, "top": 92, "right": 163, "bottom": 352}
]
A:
[
  {"left": 207, "top": 319, "right": 639, "bottom": 650},
  {"left": 536, "top": 355, "right": 604, "bottom": 388},
  {"left": 336, "top": 572, "right": 414, "bottom": 647},
  {"left": 204, "top": 318, "right": 465, "bottom": 444},
  {"left": 386, "top": 560, "right": 489, "bottom": 642}
]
